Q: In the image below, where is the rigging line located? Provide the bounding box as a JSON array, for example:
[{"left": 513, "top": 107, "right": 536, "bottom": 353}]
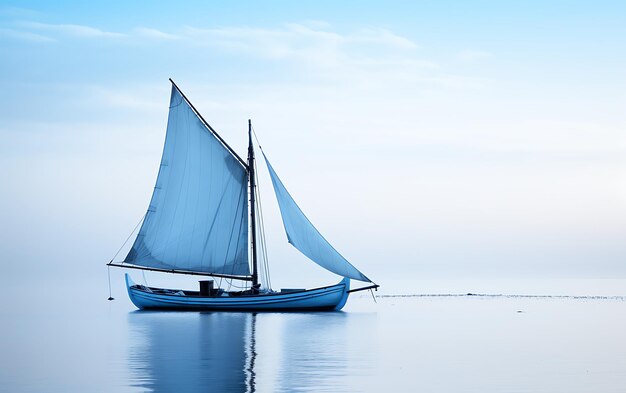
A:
[
  {"left": 259, "top": 206, "right": 270, "bottom": 287},
  {"left": 221, "top": 181, "right": 246, "bottom": 280},
  {"left": 110, "top": 212, "right": 147, "bottom": 263},
  {"left": 223, "top": 278, "right": 249, "bottom": 290},
  {"left": 253, "top": 181, "right": 265, "bottom": 289},
  {"left": 216, "top": 184, "right": 247, "bottom": 293},
  {"left": 250, "top": 129, "right": 270, "bottom": 285},
  {"left": 251, "top": 125, "right": 265, "bottom": 154},
  {"left": 218, "top": 176, "right": 248, "bottom": 291},
  {"left": 107, "top": 265, "right": 114, "bottom": 301},
  {"left": 219, "top": 212, "right": 246, "bottom": 291},
  {"left": 253, "top": 149, "right": 272, "bottom": 289},
  {"left": 243, "top": 124, "right": 269, "bottom": 290},
  {"left": 256, "top": 174, "right": 271, "bottom": 290},
  {"left": 259, "top": 184, "right": 271, "bottom": 289},
  {"left": 260, "top": 220, "right": 269, "bottom": 287}
]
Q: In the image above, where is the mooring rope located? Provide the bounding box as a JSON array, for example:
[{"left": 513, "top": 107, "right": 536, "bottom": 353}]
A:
[{"left": 107, "top": 265, "right": 114, "bottom": 301}]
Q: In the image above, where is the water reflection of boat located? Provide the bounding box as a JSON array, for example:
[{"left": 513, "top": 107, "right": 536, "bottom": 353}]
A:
[
  {"left": 277, "top": 312, "right": 349, "bottom": 391},
  {"left": 127, "top": 312, "right": 257, "bottom": 393},
  {"left": 127, "top": 310, "right": 374, "bottom": 392}
]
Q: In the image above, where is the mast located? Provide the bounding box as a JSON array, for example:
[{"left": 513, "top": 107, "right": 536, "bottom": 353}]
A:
[{"left": 248, "top": 119, "right": 259, "bottom": 288}]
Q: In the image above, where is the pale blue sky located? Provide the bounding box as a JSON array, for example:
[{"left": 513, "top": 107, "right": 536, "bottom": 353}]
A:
[{"left": 1, "top": 1, "right": 625, "bottom": 286}]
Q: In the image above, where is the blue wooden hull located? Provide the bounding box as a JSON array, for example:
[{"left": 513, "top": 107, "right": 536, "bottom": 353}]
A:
[{"left": 125, "top": 274, "right": 351, "bottom": 311}]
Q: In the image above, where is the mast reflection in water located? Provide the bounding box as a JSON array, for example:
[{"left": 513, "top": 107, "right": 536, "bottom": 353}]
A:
[{"left": 127, "top": 312, "right": 257, "bottom": 393}]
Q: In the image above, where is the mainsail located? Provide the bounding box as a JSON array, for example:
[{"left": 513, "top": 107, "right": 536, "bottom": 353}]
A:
[
  {"left": 263, "top": 154, "right": 371, "bottom": 282},
  {"left": 124, "top": 84, "right": 250, "bottom": 276}
]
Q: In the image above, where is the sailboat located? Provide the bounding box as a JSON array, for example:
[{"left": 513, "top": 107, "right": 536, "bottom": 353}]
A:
[{"left": 108, "top": 79, "right": 378, "bottom": 311}]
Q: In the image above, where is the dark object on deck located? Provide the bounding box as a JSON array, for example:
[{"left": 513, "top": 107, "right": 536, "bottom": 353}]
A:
[
  {"left": 199, "top": 280, "right": 215, "bottom": 297},
  {"left": 467, "top": 293, "right": 475, "bottom": 296}
]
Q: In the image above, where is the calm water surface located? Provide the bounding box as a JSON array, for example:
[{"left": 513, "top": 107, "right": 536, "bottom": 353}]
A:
[{"left": 2, "top": 278, "right": 625, "bottom": 392}]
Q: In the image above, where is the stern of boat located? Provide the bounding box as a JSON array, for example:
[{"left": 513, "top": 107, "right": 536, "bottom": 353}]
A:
[{"left": 125, "top": 273, "right": 146, "bottom": 310}]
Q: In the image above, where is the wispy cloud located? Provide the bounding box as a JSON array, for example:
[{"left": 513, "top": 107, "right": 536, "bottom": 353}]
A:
[
  {"left": 178, "top": 23, "right": 451, "bottom": 88},
  {"left": 6, "top": 19, "right": 418, "bottom": 54},
  {"left": 19, "top": 21, "right": 125, "bottom": 38},
  {"left": 183, "top": 24, "right": 418, "bottom": 56},
  {"left": 1, "top": 19, "right": 484, "bottom": 89},
  {"left": 134, "top": 27, "right": 179, "bottom": 40},
  {"left": 0, "top": 27, "right": 55, "bottom": 42}
]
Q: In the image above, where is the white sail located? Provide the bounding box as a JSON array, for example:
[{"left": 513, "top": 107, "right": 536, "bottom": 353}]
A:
[
  {"left": 124, "top": 85, "right": 249, "bottom": 276},
  {"left": 263, "top": 154, "right": 371, "bottom": 282}
]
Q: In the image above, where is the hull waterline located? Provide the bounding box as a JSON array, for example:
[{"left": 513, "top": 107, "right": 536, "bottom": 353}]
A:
[{"left": 125, "top": 273, "right": 351, "bottom": 312}]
